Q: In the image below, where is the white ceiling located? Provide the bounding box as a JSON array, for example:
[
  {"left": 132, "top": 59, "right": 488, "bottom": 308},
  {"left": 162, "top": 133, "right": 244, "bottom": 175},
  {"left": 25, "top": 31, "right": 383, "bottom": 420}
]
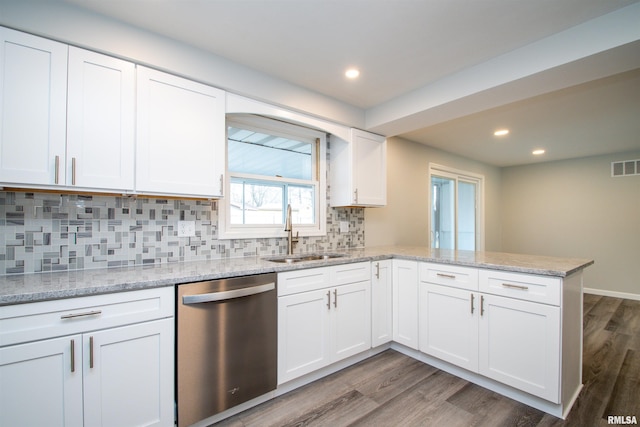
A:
[{"left": 59, "top": 0, "right": 640, "bottom": 166}]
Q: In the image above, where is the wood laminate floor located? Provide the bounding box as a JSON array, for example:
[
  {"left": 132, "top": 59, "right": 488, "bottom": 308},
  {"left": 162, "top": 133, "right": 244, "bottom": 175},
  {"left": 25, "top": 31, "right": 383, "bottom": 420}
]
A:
[{"left": 214, "top": 294, "right": 640, "bottom": 427}]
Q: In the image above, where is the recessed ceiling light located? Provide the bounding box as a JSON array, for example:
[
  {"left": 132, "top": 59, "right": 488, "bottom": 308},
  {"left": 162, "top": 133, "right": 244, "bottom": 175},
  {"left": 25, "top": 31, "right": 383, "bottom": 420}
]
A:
[
  {"left": 532, "top": 149, "right": 546, "bottom": 155},
  {"left": 345, "top": 68, "right": 360, "bottom": 79},
  {"left": 494, "top": 129, "right": 509, "bottom": 136}
]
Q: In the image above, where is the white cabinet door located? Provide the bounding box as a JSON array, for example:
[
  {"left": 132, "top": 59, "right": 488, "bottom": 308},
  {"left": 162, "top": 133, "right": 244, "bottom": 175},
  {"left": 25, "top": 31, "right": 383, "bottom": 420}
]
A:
[
  {"left": 333, "top": 281, "right": 371, "bottom": 361},
  {"left": 479, "top": 294, "right": 561, "bottom": 403},
  {"left": 66, "top": 47, "right": 135, "bottom": 192},
  {"left": 351, "top": 129, "right": 386, "bottom": 206},
  {"left": 136, "top": 66, "right": 226, "bottom": 197},
  {"left": 83, "top": 318, "right": 174, "bottom": 427},
  {"left": 419, "top": 283, "right": 479, "bottom": 372},
  {"left": 0, "top": 334, "right": 83, "bottom": 427},
  {"left": 278, "top": 288, "right": 332, "bottom": 384},
  {"left": 392, "top": 259, "right": 419, "bottom": 349},
  {"left": 0, "top": 27, "right": 67, "bottom": 186},
  {"left": 330, "top": 128, "right": 386, "bottom": 207},
  {"left": 371, "top": 260, "right": 392, "bottom": 347}
]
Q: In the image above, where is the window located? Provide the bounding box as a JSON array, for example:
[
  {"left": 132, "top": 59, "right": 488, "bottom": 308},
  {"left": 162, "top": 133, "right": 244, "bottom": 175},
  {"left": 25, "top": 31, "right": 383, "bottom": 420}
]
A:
[
  {"left": 428, "top": 163, "right": 484, "bottom": 251},
  {"left": 219, "top": 115, "right": 327, "bottom": 239}
]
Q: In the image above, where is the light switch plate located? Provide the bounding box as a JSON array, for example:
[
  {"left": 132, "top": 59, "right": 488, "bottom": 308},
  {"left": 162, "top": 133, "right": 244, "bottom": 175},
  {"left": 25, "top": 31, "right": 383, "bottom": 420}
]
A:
[
  {"left": 340, "top": 221, "right": 349, "bottom": 233},
  {"left": 177, "top": 220, "right": 196, "bottom": 237}
]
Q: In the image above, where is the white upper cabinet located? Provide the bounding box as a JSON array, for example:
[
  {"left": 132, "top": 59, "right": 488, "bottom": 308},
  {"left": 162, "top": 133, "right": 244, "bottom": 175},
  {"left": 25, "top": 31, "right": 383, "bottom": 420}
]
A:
[
  {"left": 67, "top": 47, "right": 135, "bottom": 192},
  {"left": 331, "top": 128, "right": 387, "bottom": 207},
  {"left": 136, "top": 66, "right": 226, "bottom": 198},
  {"left": 0, "top": 27, "right": 67, "bottom": 186}
]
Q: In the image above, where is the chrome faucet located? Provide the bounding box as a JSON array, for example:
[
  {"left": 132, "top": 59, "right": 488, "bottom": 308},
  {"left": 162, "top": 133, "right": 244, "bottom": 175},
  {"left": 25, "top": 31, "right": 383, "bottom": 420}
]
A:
[{"left": 284, "top": 204, "right": 299, "bottom": 255}]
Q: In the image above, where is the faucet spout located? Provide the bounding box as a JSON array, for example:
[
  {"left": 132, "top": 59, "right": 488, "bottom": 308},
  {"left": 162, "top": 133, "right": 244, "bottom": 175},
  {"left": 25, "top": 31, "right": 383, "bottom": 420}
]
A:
[{"left": 284, "top": 204, "right": 298, "bottom": 255}]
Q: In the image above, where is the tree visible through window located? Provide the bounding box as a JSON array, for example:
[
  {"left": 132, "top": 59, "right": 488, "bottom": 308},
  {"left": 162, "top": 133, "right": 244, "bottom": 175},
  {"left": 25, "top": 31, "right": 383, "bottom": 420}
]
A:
[{"left": 219, "top": 115, "right": 326, "bottom": 239}]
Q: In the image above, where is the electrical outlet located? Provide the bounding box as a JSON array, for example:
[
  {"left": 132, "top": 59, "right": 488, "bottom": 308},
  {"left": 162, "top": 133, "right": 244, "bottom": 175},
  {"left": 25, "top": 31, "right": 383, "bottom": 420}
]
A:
[
  {"left": 177, "top": 220, "right": 196, "bottom": 237},
  {"left": 340, "top": 221, "right": 349, "bottom": 233}
]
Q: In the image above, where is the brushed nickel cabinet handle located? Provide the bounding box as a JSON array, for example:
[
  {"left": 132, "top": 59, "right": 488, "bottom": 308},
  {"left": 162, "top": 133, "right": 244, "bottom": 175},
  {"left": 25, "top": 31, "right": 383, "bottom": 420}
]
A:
[
  {"left": 375, "top": 262, "right": 380, "bottom": 279},
  {"left": 333, "top": 289, "right": 338, "bottom": 308},
  {"left": 480, "top": 295, "right": 485, "bottom": 316},
  {"left": 61, "top": 310, "right": 102, "bottom": 319},
  {"left": 89, "top": 336, "right": 94, "bottom": 369},
  {"left": 71, "top": 157, "right": 76, "bottom": 185},
  {"left": 54, "top": 155, "right": 60, "bottom": 184},
  {"left": 326, "top": 290, "right": 331, "bottom": 310},
  {"left": 437, "top": 273, "right": 456, "bottom": 279},
  {"left": 501, "top": 283, "right": 529, "bottom": 291},
  {"left": 353, "top": 188, "right": 358, "bottom": 203},
  {"left": 70, "top": 339, "right": 75, "bottom": 373},
  {"left": 219, "top": 174, "right": 224, "bottom": 196},
  {"left": 470, "top": 293, "right": 475, "bottom": 314}
]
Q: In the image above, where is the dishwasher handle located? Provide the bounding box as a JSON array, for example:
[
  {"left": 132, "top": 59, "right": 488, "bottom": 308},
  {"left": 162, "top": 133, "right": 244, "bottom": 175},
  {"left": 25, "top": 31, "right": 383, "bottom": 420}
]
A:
[{"left": 182, "top": 282, "right": 275, "bottom": 304}]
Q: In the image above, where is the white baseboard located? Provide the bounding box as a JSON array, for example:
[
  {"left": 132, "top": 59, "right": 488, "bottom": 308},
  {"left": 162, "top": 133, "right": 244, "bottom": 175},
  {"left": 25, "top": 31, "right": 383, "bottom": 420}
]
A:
[{"left": 584, "top": 287, "right": 640, "bottom": 301}]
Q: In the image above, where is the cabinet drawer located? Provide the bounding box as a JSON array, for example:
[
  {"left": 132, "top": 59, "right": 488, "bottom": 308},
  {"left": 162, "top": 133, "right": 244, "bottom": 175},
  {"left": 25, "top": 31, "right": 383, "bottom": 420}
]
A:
[
  {"left": 278, "top": 267, "right": 331, "bottom": 296},
  {"left": 332, "top": 262, "right": 370, "bottom": 285},
  {"left": 0, "top": 287, "right": 174, "bottom": 347},
  {"left": 420, "top": 263, "right": 478, "bottom": 291},
  {"left": 479, "top": 270, "right": 561, "bottom": 306}
]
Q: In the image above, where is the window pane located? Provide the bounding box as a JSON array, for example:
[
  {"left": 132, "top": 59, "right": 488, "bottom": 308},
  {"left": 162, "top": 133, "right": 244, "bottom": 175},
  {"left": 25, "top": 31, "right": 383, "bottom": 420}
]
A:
[
  {"left": 457, "top": 181, "right": 476, "bottom": 251},
  {"left": 228, "top": 127, "right": 313, "bottom": 180},
  {"left": 230, "top": 180, "right": 284, "bottom": 225},
  {"left": 288, "top": 185, "right": 315, "bottom": 224},
  {"left": 431, "top": 176, "right": 455, "bottom": 249}
]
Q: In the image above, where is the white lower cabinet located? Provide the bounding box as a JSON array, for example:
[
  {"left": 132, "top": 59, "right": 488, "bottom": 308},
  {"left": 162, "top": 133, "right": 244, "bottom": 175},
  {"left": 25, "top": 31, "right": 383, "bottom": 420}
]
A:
[
  {"left": 0, "top": 287, "right": 174, "bottom": 427},
  {"left": 392, "top": 259, "right": 419, "bottom": 349},
  {"left": 418, "top": 263, "right": 565, "bottom": 404},
  {"left": 0, "top": 334, "right": 83, "bottom": 427},
  {"left": 419, "top": 283, "right": 479, "bottom": 372},
  {"left": 371, "top": 260, "right": 392, "bottom": 347},
  {"left": 277, "top": 262, "right": 371, "bottom": 384},
  {"left": 479, "top": 293, "right": 560, "bottom": 403}
]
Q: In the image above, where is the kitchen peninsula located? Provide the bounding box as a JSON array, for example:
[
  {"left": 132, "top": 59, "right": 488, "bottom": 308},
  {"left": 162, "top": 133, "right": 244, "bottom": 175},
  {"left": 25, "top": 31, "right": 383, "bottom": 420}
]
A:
[
  {"left": 0, "top": 247, "right": 591, "bottom": 304},
  {"left": 0, "top": 247, "right": 593, "bottom": 426}
]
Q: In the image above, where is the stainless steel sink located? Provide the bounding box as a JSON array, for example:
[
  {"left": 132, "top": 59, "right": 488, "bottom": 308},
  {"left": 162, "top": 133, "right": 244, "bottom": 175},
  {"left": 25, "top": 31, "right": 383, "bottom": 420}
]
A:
[{"left": 264, "top": 253, "right": 347, "bottom": 264}]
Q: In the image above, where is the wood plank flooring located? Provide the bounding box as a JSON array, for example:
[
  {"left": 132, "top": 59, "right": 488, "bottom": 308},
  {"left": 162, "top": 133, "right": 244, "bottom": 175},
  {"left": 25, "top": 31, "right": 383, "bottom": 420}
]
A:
[{"left": 213, "top": 294, "right": 640, "bottom": 427}]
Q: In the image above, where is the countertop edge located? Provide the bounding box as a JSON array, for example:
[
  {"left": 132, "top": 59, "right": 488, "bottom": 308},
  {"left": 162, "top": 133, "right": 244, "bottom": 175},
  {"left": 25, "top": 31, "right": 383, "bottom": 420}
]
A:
[{"left": 0, "top": 250, "right": 594, "bottom": 306}]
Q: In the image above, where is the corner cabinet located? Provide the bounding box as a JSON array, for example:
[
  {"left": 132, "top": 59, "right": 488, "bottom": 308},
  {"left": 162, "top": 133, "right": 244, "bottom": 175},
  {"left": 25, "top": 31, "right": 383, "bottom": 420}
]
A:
[
  {"left": 0, "top": 287, "right": 175, "bottom": 427},
  {"left": 136, "top": 66, "right": 226, "bottom": 198},
  {"left": 277, "top": 262, "right": 371, "bottom": 384},
  {"left": 330, "top": 129, "right": 387, "bottom": 207}
]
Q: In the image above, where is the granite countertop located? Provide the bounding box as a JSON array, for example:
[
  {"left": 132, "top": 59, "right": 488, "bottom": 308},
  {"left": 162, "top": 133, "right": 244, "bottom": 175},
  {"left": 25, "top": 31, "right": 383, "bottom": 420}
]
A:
[{"left": 0, "top": 246, "right": 593, "bottom": 306}]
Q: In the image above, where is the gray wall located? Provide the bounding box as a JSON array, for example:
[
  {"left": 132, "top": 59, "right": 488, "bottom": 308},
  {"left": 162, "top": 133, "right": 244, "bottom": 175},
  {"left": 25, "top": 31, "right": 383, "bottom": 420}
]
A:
[
  {"left": 365, "top": 137, "right": 503, "bottom": 251},
  {"left": 500, "top": 151, "right": 640, "bottom": 297}
]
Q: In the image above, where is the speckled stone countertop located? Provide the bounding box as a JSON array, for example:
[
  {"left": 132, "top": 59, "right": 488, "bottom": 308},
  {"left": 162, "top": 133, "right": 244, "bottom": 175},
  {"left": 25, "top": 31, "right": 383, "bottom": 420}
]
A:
[{"left": 0, "top": 246, "right": 593, "bottom": 306}]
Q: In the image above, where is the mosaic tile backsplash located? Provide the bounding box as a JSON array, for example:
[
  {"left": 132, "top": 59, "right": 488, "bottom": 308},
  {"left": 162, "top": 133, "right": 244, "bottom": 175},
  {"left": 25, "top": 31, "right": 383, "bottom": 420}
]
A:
[{"left": 0, "top": 192, "right": 364, "bottom": 275}]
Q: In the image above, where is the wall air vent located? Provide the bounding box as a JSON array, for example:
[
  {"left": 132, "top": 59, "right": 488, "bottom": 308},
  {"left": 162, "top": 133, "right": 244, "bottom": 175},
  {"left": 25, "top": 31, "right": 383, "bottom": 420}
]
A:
[{"left": 611, "top": 159, "right": 640, "bottom": 177}]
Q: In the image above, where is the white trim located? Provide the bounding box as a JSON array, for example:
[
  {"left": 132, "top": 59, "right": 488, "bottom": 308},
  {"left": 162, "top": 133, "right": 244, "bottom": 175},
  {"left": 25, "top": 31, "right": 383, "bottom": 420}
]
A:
[
  {"left": 427, "top": 163, "right": 485, "bottom": 251},
  {"left": 584, "top": 287, "right": 640, "bottom": 301},
  {"left": 219, "top": 116, "right": 327, "bottom": 240}
]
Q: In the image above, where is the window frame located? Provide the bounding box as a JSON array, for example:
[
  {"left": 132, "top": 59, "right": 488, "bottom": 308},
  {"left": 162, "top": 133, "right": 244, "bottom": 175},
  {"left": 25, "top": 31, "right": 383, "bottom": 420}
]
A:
[
  {"left": 219, "top": 115, "right": 327, "bottom": 240},
  {"left": 427, "top": 163, "right": 485, "bottom": 251}
]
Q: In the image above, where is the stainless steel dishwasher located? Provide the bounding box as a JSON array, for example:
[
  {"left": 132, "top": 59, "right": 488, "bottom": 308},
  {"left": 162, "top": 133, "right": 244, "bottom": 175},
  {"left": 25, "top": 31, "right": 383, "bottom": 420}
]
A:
[{"left": 176, "top": 273, "right": 277, "bottom": 427}]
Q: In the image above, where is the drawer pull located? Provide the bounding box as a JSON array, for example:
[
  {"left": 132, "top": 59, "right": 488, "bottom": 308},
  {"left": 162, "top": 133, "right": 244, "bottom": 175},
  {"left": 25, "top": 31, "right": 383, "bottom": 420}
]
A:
[
  {"left": 436, "top": 273, "right": 456, "bottom": 279},
  {"left": 470, "top": 293, "right": 475, "bottom": 314},
  {"left": 61, "top": 310, "right": 102, "bottom": 319},
  {"left": 480, "top": 295, "right": 485, "bottom": 316},
  {"left": 326, "top": 290, "right": 331, "bottom": 310},
  {"left": 501, "top": 283, "right": 529, "bottom": 291},
  {"left": 333, "top": 289, "right": 338, "bottom": 308}
]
